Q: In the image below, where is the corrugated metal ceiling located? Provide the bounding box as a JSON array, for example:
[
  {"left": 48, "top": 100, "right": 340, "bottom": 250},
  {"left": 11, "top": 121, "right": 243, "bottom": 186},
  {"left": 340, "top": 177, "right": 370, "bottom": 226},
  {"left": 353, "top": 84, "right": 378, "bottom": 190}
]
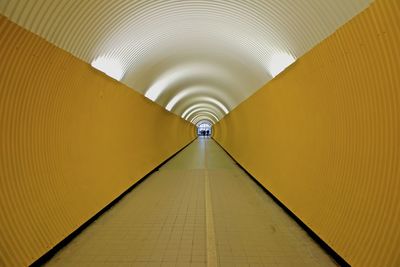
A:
[{"left": 0, "top": 0, "right": 372, "bottom": 124}]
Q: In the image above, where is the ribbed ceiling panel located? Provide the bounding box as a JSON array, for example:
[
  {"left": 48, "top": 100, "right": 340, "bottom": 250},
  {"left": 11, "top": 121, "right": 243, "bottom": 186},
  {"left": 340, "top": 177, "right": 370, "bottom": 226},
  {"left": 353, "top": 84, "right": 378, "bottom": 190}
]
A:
[{"left": 1, "top": 0, "right": 372, "bottom": 123}]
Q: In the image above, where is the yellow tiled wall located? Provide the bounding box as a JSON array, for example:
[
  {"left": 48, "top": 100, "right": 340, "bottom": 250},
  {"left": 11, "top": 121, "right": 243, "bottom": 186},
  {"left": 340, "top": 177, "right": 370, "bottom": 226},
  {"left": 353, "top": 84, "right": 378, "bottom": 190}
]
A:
[
  {"left": 214, "top": 1, "right": 400, "bottom": 266},
  {"left": 0, "top": 16, "right": 195, "bottom": 266}
]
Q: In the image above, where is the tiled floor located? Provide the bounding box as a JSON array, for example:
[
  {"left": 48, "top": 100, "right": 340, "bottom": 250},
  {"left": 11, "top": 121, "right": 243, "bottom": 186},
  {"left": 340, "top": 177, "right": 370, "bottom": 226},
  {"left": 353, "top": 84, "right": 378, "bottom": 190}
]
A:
[{"left": 46, "top": 138, "right": 337, "bottom": 266}]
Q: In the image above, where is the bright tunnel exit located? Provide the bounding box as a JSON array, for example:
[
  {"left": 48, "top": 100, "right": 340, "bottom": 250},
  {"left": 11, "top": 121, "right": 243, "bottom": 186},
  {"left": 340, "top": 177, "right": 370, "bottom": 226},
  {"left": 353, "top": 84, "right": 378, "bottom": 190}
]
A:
[{"left": 196, "top": 120, "right": 212, "bottom": 137}]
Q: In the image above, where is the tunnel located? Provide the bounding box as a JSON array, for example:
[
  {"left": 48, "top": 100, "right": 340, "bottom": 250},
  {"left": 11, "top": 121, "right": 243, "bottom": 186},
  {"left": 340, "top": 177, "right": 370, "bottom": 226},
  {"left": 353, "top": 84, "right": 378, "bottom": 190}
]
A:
[{"left": 0, "top": 0, "right": 399, "bottom": 266}]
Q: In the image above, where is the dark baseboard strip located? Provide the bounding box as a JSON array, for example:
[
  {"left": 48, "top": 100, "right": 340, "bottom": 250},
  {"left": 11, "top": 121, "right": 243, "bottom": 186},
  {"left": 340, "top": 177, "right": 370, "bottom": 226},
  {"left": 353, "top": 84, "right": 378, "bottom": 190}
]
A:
[
  {"left": 212, "top": 138, "right": 350, "bottom": 267},
  {"left": 31, "top": 138, "right": 197, "bottom": 267}
]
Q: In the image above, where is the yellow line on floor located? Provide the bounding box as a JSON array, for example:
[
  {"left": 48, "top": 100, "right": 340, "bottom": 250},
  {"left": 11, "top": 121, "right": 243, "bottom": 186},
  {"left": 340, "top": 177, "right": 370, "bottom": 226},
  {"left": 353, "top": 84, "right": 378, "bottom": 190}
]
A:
[
  {"left": 204, "top": 138, "right": 218, "bottom": 267},
  {"left": 205, "top": 169, "right": 218, "bottom": 267}
]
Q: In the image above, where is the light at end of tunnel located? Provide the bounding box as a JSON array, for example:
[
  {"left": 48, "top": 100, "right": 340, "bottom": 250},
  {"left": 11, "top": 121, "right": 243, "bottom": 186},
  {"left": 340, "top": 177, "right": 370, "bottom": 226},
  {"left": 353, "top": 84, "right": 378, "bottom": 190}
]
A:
[
  {"left": 91, "top": 57, "right": 124, "bottom": 81},
  {"left": 269, "top": 53, "right": 296, "bottom": 78}
]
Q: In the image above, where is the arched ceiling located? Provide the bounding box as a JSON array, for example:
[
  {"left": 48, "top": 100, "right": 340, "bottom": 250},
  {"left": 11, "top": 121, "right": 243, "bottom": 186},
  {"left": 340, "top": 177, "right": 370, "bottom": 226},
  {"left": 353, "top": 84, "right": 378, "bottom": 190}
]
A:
[
  {"left": 196, "top": 120, "right": 213, "bottom": 127},
  {"left": 1, "top": 0, "right": 372, "bottom": 124}
]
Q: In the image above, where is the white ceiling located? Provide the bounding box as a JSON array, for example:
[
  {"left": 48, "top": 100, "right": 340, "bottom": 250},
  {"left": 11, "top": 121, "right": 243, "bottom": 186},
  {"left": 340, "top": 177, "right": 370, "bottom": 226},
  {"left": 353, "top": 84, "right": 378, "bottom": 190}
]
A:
[{"left": 1, "top": 0, "right": 372, "bottom": 124}]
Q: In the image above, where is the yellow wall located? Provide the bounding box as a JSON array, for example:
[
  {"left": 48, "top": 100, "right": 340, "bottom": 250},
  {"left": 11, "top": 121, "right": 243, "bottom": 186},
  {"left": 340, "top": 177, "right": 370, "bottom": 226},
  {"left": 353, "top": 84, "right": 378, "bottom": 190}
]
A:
[
  {"left": 214, "top": 1, "right": 400, "bottom": 266},
  {"left": 0, "top": 16, "right": 195, "bottom": 267}
]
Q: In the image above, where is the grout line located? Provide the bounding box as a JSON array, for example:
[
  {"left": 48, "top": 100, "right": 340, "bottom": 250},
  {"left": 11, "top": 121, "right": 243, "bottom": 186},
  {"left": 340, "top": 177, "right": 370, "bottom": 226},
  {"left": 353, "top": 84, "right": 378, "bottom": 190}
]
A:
[{"left": 204, "top": 139, "right": 218, "bottom": 267}]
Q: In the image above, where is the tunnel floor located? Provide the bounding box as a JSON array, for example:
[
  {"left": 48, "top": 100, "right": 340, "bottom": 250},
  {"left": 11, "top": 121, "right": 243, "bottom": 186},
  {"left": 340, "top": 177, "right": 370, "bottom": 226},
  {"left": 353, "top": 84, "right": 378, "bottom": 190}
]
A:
[{"left": 46, "top": 138, "right": 337, "bottom": 267}]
